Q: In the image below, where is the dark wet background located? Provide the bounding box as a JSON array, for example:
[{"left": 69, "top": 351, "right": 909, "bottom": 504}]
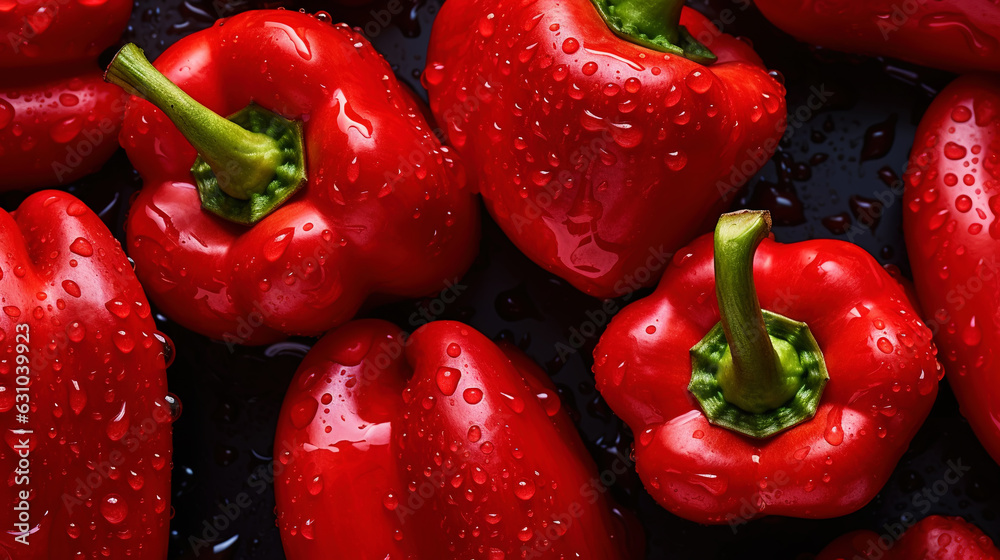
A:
[{"left": 1, "top": 0, "right": 997, "bottom": 558}]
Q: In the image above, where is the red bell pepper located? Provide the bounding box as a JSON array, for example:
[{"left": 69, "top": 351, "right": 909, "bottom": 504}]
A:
[
  {"left": 593, "top": 210, "right": 939, "bottom": 524},
  {"left": 0, "top": 0, "right": 131, "bottom": 190},
  {"left": 753, "top": 0, "right": 1000, "bottom": 74},
  {"left": 424, "top": 0, "right": 786, "bottom": 297},
  {"left": 0, "top": 191, "right": 173, "bottom": 558},
  {"left": 274, "top": 319, "right": 639, "bottom": 559},
  {"left": 102, "top": 10, "right": 479, "bottom": 345},
  {"left": 817, "top": 516, "right": 1000, "bottom": 560},
  {"left": 904, "top": 74, "right": 1000, "bottom": 465}
]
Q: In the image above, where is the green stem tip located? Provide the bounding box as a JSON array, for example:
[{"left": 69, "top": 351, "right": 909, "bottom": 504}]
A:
[
  {"left": 105, "top": 43, "right": 306, "bottom": 225},
  {"left": 688, "top": 210, "right": 829, "bottom": 439},
  {"left": 591, "top": 0, "right": 716, "bottom": 63}
]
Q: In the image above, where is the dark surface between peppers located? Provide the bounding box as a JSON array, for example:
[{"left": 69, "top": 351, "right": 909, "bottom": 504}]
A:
[{"left": 0, "top": 0, "right": 997, "bottom": 559}]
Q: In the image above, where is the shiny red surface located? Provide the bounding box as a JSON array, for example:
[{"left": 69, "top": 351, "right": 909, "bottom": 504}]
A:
[
  {"left": 817, "top": 516, "right": 1000, "bottom": 560},
  {"left": 0, "top": 0, "right": 131, "bottom": 190},
  {"left": 425, "top": 1, "right": 786, "bottom": 297},
  {"left": 0, "top": 191, "right": 172, "bottom": 558},
  {"left": 120, "top": 10, "right": 480, "bottom": 344},
  {"left": 274, "top": 319, "right": 638, "bottom": 559},
  {"left": 904, "top": 74, "right": 1000, "bottom": 465},
  {"left": 593, "top": 231, "right": 939, "bottom": 523},
  {"left": 753, "top": 0, "right": 1000, "bottom": 73}
]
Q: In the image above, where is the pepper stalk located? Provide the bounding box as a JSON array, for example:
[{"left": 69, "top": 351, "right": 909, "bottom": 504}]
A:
[
  {"left": 591, "top": 0, "right": 716, "bottom": 63},
  {"left": 689, "top": 210, "right": 828, "bottom": 439},
  {"left": 105, "top": 43, "right": 306, "bottom": 225}
]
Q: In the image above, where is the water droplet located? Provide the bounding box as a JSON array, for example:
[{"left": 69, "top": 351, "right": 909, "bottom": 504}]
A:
[
  {"left": 105, "top": 299, "right": 130, "bottom": 318},
  {"left": 685, "top": 70, "right": 712, "bottom": 93},
  {"left": 66, "top": 201, "right": 87, "bottom": 216},
  {"left": 665, "top": 151, "right": 687, "bottom": 171},
  {"left": 0, "top": 99, "right": 12, "bottom": 129},
  {"left": 463, "top": 388, "right": 483, "bottom": 404},
  {"left": 479, "top": 13, "right": 495, "bottom": 37},
  {"left": 435, "top": 366, "right": 461, "bottom": 396},
  {"left": 164, "top": 392, "right": 182, "bottom": 422},
  {"left": 307, "top": 475, "right": 324, "bottom": 496},
  {"left": 468, "top": 425, "right": 482, "bottom": 442},
  {"left": 69, "top": 380, "right": 87, "bottom": 415},
  {"left": 101, "top": 494, "right": 127, "bottom": 524},
  {"left": 963, "top": 318, "right": 982, "bottom": 346},
  {"left": 128, "top": 471, "right": 144, "bottom": 490},
  {"left": 383, "top": 492, "right": 398, "bottom": 510},
  {"left": 156, "top": 332, "right": 176, "bottom": 368},
  {"left": 423, "top": 62, "right": 445, "bottom": 86},
  {"left": 518, "top": 526, "right": 533, "bottom": 542},
  {"left": 944, "top": 141, "right": 967, "bottom": 160},
  {"left": 107, "top": 402, "right": 129, "bottom": 440},
  {"left": 824, "top": 407, "right": 845, "bottom": 446},
  {"left": 499, "top": 392, "right": 525, "bottom": 413},
  {"left": 514, "top": 479, "right": 536, "bottom": 500},
  {"left": 50, "top": 117, "right": 83, "bottom": 143},
  {"left": 113, "top": 330, "right": 135, "bottom": 353},
  {"left": 561, "top": 37, "right": 579, "bottom": 54},
  {"left": 265, "top": 228, "right": 295, "bottom": 262},
  {"left": 62, "top": 280, "right": 81, "bottom": 297},
  {"left": 289, "top": 396, "right": 318, "bottom": 429},
  {"left": 877, "top": 337, "right": 894, "bottom": 353}
]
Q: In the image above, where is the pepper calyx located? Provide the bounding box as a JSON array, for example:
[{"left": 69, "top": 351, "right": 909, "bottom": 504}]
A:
[
  {"left": 104, "top": 43, "right": 306, "bottom": 225},
  {"left": 688, "top": 210, "right": 829, "bottom": 439},
  {"left": 590, "top": 0, "right": 716, "bottom": 64}
]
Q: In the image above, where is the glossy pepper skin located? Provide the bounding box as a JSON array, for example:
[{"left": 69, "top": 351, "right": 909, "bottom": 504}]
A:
[
  {"left": 0, "top": 0, "right": 131, "bottom": 190},
  {"left": 753, "top": 0, "right": 1000, "bottom": 74},
  {"left": 113, "top": 10, "right": 478, "bottom": 345},
  {"left": 424, "top": 0, "right": 786, "bottom": 297},
  {"left": 0, "top": 191, "right": 173, "bottom": 558},
  {"left": 593, "top": 213, "right": 939, "bottom": 524},
  {"left": 904, "top": 74, "right": 1000, "bottom": 465},
  {"left": 817, "top": 516, "right": 1000, "bottom": 560},
  {"left": 274, "top": 320, "right": 639, "bottom": 559}
]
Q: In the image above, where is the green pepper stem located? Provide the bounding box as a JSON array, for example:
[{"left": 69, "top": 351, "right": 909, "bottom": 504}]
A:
[
  {"left": 590, "top": 0, "right": 716, "bottom": 63},
  {"left": 104, "top": 43, "right": 281, "bottom": 200},
  {"left": 713, "top": 210, "right": 800, "bottom": 413},
  {"left": 608, "top": 0, "right": 683, "bottom": 45}
]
